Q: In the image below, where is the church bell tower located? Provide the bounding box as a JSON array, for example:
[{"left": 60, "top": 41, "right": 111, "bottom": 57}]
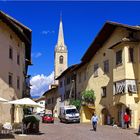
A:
[{"left": 54, "top": 16, "right": 68, "bottom": 84}]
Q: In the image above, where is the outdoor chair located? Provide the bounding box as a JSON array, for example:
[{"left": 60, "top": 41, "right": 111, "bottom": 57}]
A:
[
  {"left": 23, "top": 122, "right": 31, "bottom": 134},
  {"left": 2, "top": 122, "right": 12, "bottom": 134}
]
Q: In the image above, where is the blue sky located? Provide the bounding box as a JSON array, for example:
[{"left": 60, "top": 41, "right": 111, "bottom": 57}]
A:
[{"left": 0, "top": 1, "right": 140, "bottom": 97}]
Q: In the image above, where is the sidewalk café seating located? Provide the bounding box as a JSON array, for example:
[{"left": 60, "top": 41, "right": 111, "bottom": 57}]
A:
[
  {"left": 0, "top": 123, "right": 15, "bottom": 139},
  {"left": 12, "top": 122, "right": 22, "bottom": 133},
  {"left": 2, "top": 122, "right": 12, "bottom": 134}
]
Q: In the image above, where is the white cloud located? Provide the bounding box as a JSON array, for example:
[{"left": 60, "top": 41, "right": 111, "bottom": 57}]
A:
[
  {"left": 30, "top": 71, "right": 54, "bottom": 97},
  {"left": 42, "top": 30, "right": 49, "bottom": 35},
  {"left": 35, "top": 52, "right": 42, "bottom": 58},
  {"left": 41, "top": 30, "right": 55, "bottom": 36},
  {"left": 32, "top": 52, "right": 42, "bottom": 58}
]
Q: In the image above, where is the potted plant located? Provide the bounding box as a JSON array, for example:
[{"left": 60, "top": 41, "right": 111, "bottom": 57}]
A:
[{"left": 81, "top": 90, "right": 96, "bottom": 106}]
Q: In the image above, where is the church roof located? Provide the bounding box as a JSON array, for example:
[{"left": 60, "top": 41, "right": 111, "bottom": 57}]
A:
[
  {"left": 55, "top": 16, "right": 67, "bottom": 52},
  {"left": 57, "top": 18, "right": 65, "bottom": 46}
]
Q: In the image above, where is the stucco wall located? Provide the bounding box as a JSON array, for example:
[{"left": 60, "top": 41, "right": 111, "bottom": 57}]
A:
[
  {"left": 80, "top": 27, "right": 140, "bottom": 128},
  {"left": 0, "top": 21, "right": 26, "bottom": 124}
]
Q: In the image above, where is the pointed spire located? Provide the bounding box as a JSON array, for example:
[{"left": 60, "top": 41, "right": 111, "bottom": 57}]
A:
[
  {"left": 60, "top": 11, "right": 62, "bottom": 21},
  {"left": 57, "top": 13, "right": 65, "bottom": 46}
]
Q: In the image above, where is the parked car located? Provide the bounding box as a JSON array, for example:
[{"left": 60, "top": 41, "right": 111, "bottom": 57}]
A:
[
  {"left": 42, "top": 114, "right": 54, "bottom": 123},
  {"left": 37, "top": 112, "right": 44, "bottom": 117}
]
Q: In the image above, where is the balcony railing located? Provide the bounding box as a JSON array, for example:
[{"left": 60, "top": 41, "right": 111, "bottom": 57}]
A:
[{"left": 113, "top": 79, "right": 137, "bottom": 95}]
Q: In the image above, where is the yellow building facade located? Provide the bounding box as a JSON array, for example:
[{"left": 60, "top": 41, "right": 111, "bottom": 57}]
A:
[{"left": 79, "top": 22, "right": 140, "bottom": 128}]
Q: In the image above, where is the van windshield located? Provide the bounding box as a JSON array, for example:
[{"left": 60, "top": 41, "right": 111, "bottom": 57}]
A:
[{"left": 66, "top": 109, "right": 78, "bottom": 114}]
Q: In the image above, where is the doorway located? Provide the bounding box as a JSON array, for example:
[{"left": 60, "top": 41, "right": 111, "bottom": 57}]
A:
[
  {"left": 117, "top": 104, "right": 131, "bottom": 127},
  {"left": 101, "top": 108, "right": 109, "bottom": 125}
]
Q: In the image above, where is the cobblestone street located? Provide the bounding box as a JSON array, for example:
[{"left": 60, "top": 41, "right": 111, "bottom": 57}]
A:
[{"left": 3, "top": 119, "right": 139, "bottom": 140}]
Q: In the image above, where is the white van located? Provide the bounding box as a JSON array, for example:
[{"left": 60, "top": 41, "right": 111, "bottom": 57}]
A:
[{"left": 59, "top": 105, "right": 80, "bottom": 123}]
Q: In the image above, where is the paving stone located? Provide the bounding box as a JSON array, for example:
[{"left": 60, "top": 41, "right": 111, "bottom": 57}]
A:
[{"left": 13, "top": 119, "right": 139, "bottom": 140}]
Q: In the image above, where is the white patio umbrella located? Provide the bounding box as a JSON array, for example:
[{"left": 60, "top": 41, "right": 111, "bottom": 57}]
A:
[
  {"left": 7, "top": 98, "right": 43, "bottom": 108},
  {"left": 0, "top": 97, "right": 8, "bottom": 102},
  {"left": 6, "top": 98, "right": 43, "bottom": 136}
]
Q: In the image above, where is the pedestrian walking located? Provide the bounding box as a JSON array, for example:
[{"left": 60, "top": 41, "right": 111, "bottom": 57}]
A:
[
  {"left": 91, "top": 113, "right": 98, "bottom": 131},
  {"left": 123, "top": 112, "right": 130, "bottom": 129}
]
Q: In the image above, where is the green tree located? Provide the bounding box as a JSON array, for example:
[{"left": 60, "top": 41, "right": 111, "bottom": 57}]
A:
[
  {"left": 82, "top": 90, "right": 96, "bottom": 104},
  {"left": 69, "top": 99, "right": 81, "bottom": 111}
]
